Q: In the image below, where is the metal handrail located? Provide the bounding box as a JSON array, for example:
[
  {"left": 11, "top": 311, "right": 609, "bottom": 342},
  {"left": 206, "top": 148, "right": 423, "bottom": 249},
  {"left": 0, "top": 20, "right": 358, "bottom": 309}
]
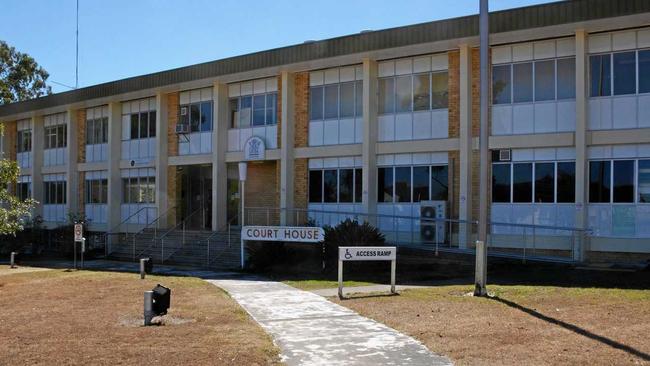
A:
[
  {"left": 155, "top": 207, "right": 205, "bottom": 263},
  {"left": 102, "top": 206, "right": 153, "bottom": 256},
  {"left": 130, "top": 206, "right": 177, "bottom": 260}
]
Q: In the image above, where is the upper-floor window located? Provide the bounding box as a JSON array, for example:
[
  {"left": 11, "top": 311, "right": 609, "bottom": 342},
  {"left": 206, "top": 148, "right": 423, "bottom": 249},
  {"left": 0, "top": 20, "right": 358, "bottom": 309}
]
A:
[
  {"left": 129, "top": 110, "right": 156, "bottom": 140},
  {"left": 17, "top": 130, "right": 32, "bottom": 153},
  {"left": 493, "top": 58, "right": 576, "bottom": 105},
  {"left": 309, "top": 168, "right": 362, "bottom": 204},
  {"left": 229, "top": 92, "right": 277, "bottom": 128},
  {"left": 44, "top": 124, "right": 67, "bottom": 149},
  {"left": 379, "top": 71, "right": 448, "bottom": 114},
  {"left": 492, "top": 161, "right": 576, "bottom": 203},
  {"left": 180, "top": 101, "right": 213, "bottom": 132},
  {"left": 310, "top": 81, "right": 363, "bottom": 121},
  {"left": 590, "top": 50, "right": 650, "bottom": 97},
  {"left": 86, "top": 117, "right": 108, "bottom": 145},
  {"left": 122, "top": 176, "right": 155, "bottom": 204},
  {"left": 377, "top": 165, "right": 448, "bottom": 203},
  {"left": 85, "top": 178, "right": 108, "bottom": 204}
]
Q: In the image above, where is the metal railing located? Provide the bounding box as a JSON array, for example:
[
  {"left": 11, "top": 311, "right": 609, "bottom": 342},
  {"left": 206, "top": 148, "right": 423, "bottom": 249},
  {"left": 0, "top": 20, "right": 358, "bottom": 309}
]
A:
[
  {"left": 155, "top": 207, "right": 205, "bottom": 263},
  {"left": 130, "top": 206, "right": 178, "bottom": 261},
  {"left": 204, "top": 214, "right": 240, "bottom": 267},
  {"left": 102, "top": 206, "right": 156, "bottom": 257}
]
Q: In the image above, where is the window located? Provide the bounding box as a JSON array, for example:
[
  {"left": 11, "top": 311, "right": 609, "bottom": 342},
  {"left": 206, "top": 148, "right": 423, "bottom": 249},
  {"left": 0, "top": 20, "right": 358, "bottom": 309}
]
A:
[
  {"left": 557, "top": 58, "right": 576, "bottom": 99},
  {"left": 180, "top": 101, "right": 213, "bottom": 132},
  {"left": 613, "top": 51, "right": 636, "bottom": 95},
  {"left": 534, "top": 162, "right": 555, "bottom": 203},
  {"left": 534, "top": 60, "right": 555, "bottom": 101},
  {"left": 17, "top": 130, "right": 31, "bottom": 153},
  {"left": 512, "top": 163, "right": 533, "bottom": 202},
  {"left": 613, "top": 160, "right": 634, "bottom": 203},
  {"left": 86, "top": 117, "right": 108, "bottom": 145},
  {"left": 639, "top": 50, "right": 650, "bottom": 94},
  {"left": 638, "top": 160, "right": 650, "bottom": 203},
  {"left": 492, "top": 65, "right": 511, "bottom": 104},
  {"left": 379, "top": 71, "right": 448, "bottom": 114},
  {"left": 44, "top": 181, "right": 66, "bottom": 204},
  {"left": 127, "top": 110, "right": 156, "bottom": 139},
  {"left": 44, "top": 125, "right": 67, "bottom": 149},
  {"left": 556, "top": 162, "right": 576, "bottom": 203},
  {"left": 85, "top": 179, "right": 108, "bottom": 204},
  {"left": 310, "top": 81, "right": 363, "bottom": 121},
  {"left": 590, "top": 54, "right": 612, "bottom": 97},
  {"left": 308, "top": 168, "right": 363, "bottom": 204},
  {"left": 589, "top": 161, "right": 611, "bottom": 203},
  {"left": 377, "top": 165, "right": 448, "bottom": 203},
  {"left": 229, "top": 92, "right": 277, "bottom": 128},
  {"left": 122, "top": 176, "right": 155, "bottom": 204},
  {"left": 513, "top": 63, "right": 533, "bottom": 103},
  {"left": 492, "top": 164, "right": 511, "bottom": 203},
  {"left": 17, "top": 182, "right": 31, "bottom": 201}
]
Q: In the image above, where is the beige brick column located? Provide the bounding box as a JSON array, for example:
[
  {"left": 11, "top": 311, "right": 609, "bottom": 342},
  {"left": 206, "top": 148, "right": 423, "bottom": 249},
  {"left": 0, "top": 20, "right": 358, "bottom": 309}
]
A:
[
  {"left": 458, "top": 44, "right": 473, "bottom": 248},
  {"left": 362, "top": 58, "right": 378, "bottom": 223},
  {"left": 575, "top": 30, "right": 589, "bottom": 261},
  {"left": 107, "top": 102, "right": 122, "bottom": 235},
  {"left": 280, "top": 71, "right": 295, "bottom": 225},
  {"left": 212, "top": 82, "right": 229, "bottom": 230},
  {"left": 31, "top": 116, "right": 44, "bottom": 218}
]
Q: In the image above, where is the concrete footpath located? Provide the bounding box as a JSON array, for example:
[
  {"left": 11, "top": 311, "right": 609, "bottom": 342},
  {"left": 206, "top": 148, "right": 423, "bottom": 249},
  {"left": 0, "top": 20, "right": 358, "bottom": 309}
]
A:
[{"left": 207, "top": 277, "right": 452, "bottom": 366}]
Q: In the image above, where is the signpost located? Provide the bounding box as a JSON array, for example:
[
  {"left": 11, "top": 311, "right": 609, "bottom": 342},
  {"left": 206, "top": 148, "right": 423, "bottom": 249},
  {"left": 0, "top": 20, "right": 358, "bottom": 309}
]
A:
[
  {"left": 240, "top": 226, "right": 325, "bottom": 269},
  {"left": 73, "top": 223, "right": 85, "bottom": 270},
  {"left": 338, "top": 246, "right": 397, "bottom": 299}
]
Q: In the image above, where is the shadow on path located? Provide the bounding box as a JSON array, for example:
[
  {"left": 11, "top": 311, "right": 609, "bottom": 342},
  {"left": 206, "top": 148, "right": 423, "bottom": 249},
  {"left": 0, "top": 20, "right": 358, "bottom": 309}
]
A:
[{"left": 491, "top": 296, "right": 650, "bottom": 362}]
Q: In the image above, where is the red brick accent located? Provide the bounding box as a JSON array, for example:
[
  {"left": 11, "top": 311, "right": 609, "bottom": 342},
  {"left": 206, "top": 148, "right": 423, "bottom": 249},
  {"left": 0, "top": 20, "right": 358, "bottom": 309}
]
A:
[
  {"left": 77, "top": 110, "right": 86, "bottom": 163},
  {"left": 167, "top": 92, "right": 179, "bottom": 157},
  {"left": 78, "top": 172, "right": 85, "bottom": 214},
  {"left": 294, "top": 72, "right": 309, "bottom": 148},
  {"left": 448, "top": 51, "right": 460, "bottom": 139},
  {"left": 294, "top": 158, "right": 308, "bottom": 210}
]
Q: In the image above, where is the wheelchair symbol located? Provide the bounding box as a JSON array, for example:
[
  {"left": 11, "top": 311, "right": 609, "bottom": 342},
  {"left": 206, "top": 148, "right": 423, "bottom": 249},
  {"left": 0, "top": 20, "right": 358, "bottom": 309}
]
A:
[{"left": 344, "top": 249, "right": 353, "bottom": 260}]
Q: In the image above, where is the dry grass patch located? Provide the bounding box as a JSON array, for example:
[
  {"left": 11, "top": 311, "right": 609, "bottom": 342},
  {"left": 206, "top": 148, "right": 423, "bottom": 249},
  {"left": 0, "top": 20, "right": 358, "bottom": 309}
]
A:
[
  {"left": 334, "top": 285, "right": 650, "bottom": 366},
  {"left": 0, "top": 269, "right": 280, "bottom": 365}
]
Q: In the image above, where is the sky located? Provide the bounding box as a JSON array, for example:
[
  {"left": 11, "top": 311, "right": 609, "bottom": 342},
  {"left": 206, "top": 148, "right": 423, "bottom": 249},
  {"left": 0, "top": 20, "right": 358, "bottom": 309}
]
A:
[{"left": 1, "top": 0, "right": 555, "bottom": 93}]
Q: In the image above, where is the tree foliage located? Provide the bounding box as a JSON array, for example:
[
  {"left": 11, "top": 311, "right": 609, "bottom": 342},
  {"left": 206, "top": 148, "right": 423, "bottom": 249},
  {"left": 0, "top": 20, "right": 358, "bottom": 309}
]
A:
[
  {"left": 0, "top": 124, "right": 36, "bottom": 235},
  {"left": 0, "top": 40, "right": 51, "bottom": 105}
]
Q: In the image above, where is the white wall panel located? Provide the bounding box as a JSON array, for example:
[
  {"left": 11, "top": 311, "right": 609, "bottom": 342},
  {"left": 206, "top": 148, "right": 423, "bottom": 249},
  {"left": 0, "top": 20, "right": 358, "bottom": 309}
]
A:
[
  {"left": 534, "top": 41, "right": 555, "bottom": 59},
  {"left": 323, "top": 120, "right": 339, "bottom": 145},
  {"left": 412, "top": 111, "right": 431, "bottom": 139},
  {"left": 512, "top": 43, "right": 533, "bottom": 62},
  {"left": 612, "top": 96, "right": 637, "bottom": 129},
  {"left": 492, "top": 46, "right": 512, "bottom": 64},
  {"left": 639, "top": 95, "right": 650, "bottom": 128},
  {"left": 556, "top": 101, "right": 576, "bottom": 132},
  {"left": 394, "top": 113, "right": 413, "bottom": 140},
  {"left": 534, "top": 103, "right": 556, "bottom": 133},
  {"left": 431, "top": 110, "right": 448, "bottom": 139},
  {"left": 492, "top": 105, "right": 513, "bottom": 135},
  {"left": 612, "top": 31, "right": 636, "bottom": 51},
  {"left": 309, "top": 121, "right": 324, "bottom": 146},
  {"left": 588, "top": 33, "right": 611, "bottom": 53},
  {"left": 378, "top": 114, "right": 395, "bottom": 141},
  {"left": 339, "top": 118, "right": 355, "bottom": 144},
  {"left": 227, "top": 129, "right": 240, "bottom": 151},
  {"left": 512, "top": 104, "right": 534, "bottom": 134}
]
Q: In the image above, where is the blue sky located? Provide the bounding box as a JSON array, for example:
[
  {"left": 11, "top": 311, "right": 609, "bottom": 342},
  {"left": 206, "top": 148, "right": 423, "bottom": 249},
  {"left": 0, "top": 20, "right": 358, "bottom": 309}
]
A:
[{"left": 1, "top": 0, "right": 554, "bottom": 93}]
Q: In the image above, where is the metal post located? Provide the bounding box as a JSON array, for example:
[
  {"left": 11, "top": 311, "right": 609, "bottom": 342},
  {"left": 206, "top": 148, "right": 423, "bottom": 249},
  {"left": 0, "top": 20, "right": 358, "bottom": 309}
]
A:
[
  {"left": 140, "top": 258, "right": 146, "bottom": 279},
  {"left": 74, "top": 240, "right": 77, "bottom": 270},
  {"left": 10, "top": 252, "right": 16, "bottom": 268},
  {"left": 143, "top": 290, "right": 154, "bottom": 326},
  {"left": 475, "top": 0, "right": 489, "bottom": 297},
  {"left": 338, "top": 259, "right": 344, "bottom": 299},
  {"left": 390, "top": 259, "right": 396, "bottom": 294},
  {"left": 161, "top": 238, "right": 164, "bottom": 264},
  {"left": 80, "top": 239, "right": 85, "bottom": 269}
]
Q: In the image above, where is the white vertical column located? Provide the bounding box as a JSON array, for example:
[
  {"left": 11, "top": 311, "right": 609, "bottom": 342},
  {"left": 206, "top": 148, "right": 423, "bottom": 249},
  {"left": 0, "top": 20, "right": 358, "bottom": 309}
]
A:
[
  {"left": 574, "top": 30, "right": 588, "bottom": 262},
  {"left": 362, "top": 58, "right": 378, "bottom": 223},
  {"left": 31, "top": 116, "right": 44, "bottom": 218},
  {"left": 280, "top": 71, "right": 295, "bottom": 226},
  {"left": 212, "top": 82, "right": 229, "bottom": 230},
  {"left": 107, "top": 102, "right": 122, "bottom": 235},
  {"left": 155, "top": 92, "right": 169, "bottom": 225},
  {"left": 66, "top": 108, "right": 79, "bottom": 218},
  {"left": 459, "top": 45, "right": 473, "bottom": 249}
]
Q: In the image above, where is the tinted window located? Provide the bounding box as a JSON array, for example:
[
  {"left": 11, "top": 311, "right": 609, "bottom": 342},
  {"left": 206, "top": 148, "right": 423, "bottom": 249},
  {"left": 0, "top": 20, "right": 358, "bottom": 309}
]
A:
[
  {"left": 412, "top": 166, "right": 429, "bottom": 202},
  {"left": 535, "top": 60, "right": 555, "bottom": 101},
  {"left": 323, "top": 169, "right": 337, "bottom": 203},
  {"left": 266, "top": 93, "right": 277, "bottom": 124},
  {"left": 589, "top": 161, "right": 611, "bottom": 203},
  {"left": 309, "top": 87, "right": 323, "bottom": 121},
  {"left": 394, "top": 167, "right": 411, "bottom": 202},
  {"left": 379, "top": 78, "right": 395, "bottom": 114},
  {"left": 513, "top": 63, "right": 533, "bottom": 103},
  {"left": 431, "top": 165, "right": 448, "bottom": 200},
  {"left": 200, "top": 102, "right": 212, "bottom": 131},
  {"left": 229, "top": 98, "right": 239, "bottom": 128},
  {"left": 378, "top": 167, "right": 393, "bottom": 203},
  {"left": 513, "top": 163, "right": 533, "bottom": 202},
  {"left": 354, "top": 168, "right": 362, "bottom": 203},
  {"left": 492, "top": 65, "right": 511, "bottom": 104},
  {"left": 613, "top": 52, "right": 636, "bottom": 95},
  {"left": 557, "top": 162, "right": 576, "bottom": 203},
  {"left": 557, "top": 58, "right": 576, "bottom": 99},
  {"left": 534, "top": 162, "right": 555, "bottom": 203},
  {"left": 190, "top": 104, "right": 200, "bottom": 131},
  {"left": 148, "top": 111, "right": 156, "bottom": 137},
  {"left": 395, "top": 76, "right": 412, "bottom": 113},
  {"left": 431, "top": 72, "right": 448, "bottom": 109},
  {"left": 613, "top": 160, "right": 634, "bottom": 202},
  {"left": 413, "top": 74, "right": 430, "bottom": 111},
  {"left": 324, "top": 85, "right": 338, "bottom": 119},
  {"left": 492, "top": 164, "right": 511, "bottom": 202},
  {"left": 338, "top": 169, "right": 354, "bottom": 203},
  {"left": 339, "top": 82, "right": 355, "bottom": 118},
  {"left": 639, "top": 50, "right": 650, "bottom": 94},
  {"left": 308, "top": 170, "right": 322, "bottom": 203},
  {"left": 252, "top": 95, "right": 266, "bottom": 126},
  {"left": 590, "top": 54, "right": 611, "bottom": 97},
  {"left": 239, "top": 96, "right": 252, "bottom": 127},
  {"left": 638, "top": 160, "right": 650, "bottom": 203}
]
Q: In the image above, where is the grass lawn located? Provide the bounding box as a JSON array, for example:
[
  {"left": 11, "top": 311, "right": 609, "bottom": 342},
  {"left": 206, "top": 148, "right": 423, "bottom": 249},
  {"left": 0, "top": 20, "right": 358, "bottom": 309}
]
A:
[
  {"left": 281, "top": 279, "right": 377, "bottom": 291},
  {"left": 331, "top": 284, "right": 650, "bottom": 365},
  {"left": 0, "top": 266, "right": 279, "bottom": 365}
]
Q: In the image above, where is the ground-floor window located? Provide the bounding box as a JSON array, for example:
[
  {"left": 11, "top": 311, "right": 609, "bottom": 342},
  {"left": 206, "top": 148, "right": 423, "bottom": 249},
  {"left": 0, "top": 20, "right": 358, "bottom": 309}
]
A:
[
  {"left": 309, "top": 168, "right": 362, "bottom": 203},
  {"left": 17, "top": 182, "right": 31, "bottom": 201},
  {"left": 122, "top": 176, "right": 155, "bottom": 204},
  {"left": 44, "top": 181, "right": 66, "bottom": 204},
  {"left": 377, "top": 165, "right": 448, "bottom": 203},
  {"left": 589, "top": 159, "right": 647, "bottom": 203},
  {"left": 492, "top": 161, "right": 575, "bottom": 203},
  {"left": 85, "top": 178, "right": 108, "bottom": 204}
]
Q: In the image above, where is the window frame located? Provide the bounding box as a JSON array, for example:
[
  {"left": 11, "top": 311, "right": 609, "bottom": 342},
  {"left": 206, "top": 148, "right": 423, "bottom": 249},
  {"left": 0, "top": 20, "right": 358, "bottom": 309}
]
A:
[
  {"left": 588, "top": 159, "right": 650, "bottom": 204},
  {"left": 308, "top": 168, "right": 363, "bottom": 204},
  {"left": 309, "top": 81, "right": 363, "bottom": 121},
  {"left": 179, "top": 100, "right": 214, "bottom": 133},
  {"left": 378, "top": 70, "right": 448, "bottom": 115},
  {"left": 229, "top": 91, "right": 278, "bottom": 128},
  {"left": 492, "top": 161, "right": 576, "bottom": 204},
  {"left": 376, "top": 165, "right": 449, "bottom": 204}
]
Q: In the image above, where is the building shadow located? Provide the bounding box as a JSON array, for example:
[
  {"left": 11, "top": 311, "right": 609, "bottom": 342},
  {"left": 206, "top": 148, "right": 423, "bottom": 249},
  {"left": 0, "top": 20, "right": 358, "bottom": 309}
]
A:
[{"left": 490, "top": 295, "right": 650, "bottom": 362}]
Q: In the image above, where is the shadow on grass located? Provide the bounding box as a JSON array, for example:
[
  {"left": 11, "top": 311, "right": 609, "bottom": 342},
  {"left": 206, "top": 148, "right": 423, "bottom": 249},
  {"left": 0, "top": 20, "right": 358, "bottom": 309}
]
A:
[
  {"left": 491, "top": 296, "right": 650, "bottom": 362},
  {"left": 340, "top": 292, "right": 400, "bottom": 300}
]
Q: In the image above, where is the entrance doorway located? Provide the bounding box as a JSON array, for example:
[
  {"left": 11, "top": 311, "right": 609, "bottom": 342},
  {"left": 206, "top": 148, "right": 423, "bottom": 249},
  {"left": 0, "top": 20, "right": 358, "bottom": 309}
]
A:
[{"left": 177, "top": 164, "right": 212, "bottom": 230}]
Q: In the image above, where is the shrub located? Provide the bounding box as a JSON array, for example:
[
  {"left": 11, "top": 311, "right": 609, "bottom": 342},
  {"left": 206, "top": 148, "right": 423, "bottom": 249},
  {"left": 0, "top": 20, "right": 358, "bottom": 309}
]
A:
[{"left": 322, "top": 219, "right": 385, "bottom": 270}]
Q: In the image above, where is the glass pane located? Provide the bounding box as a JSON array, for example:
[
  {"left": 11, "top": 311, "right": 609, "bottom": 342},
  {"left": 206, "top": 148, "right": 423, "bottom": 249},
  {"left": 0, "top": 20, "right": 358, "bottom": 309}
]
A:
[
  {"left": 395, "top": 76, "right": 412, "bottom": 113},
  {"left": 513, "top": 63, "right": 533, "bottom": 103},
  {"left": 492, "top": 65, "right": 511, "bottom": 104},
  {"left": 534, "top": 60, "right": 555, "bottom": 101},
  {"left": 101, "top": 179, "right": 108, "bottom": 203},
  {"left": 122, "top": 179, "right": 129, "bottom": 203},
  {"left": 252, "top": 95, "right": 266, "bottom": 126},
  {"left": 95, "top": 119, "right": 103, "bottom": 144},
  {"left": 590, "top": 54, "right": 611, "bottom": 97},
  {"left": 394, "top": 167, "right": 411, "bottom": 202},
  {"left": 638, "top": 160, "right": 650, "bottom": 203},
  {"left": 266, "top": 93, "right": 277, "bottom": 124},
  {"left": 378, "top": 78, "right": 395, "bottom": 114},
  {"left": 613, "top": 51, "right": 636, "bottom": 95},
  {"left": 557, "top": 58, "right": 576, "bottom": 99},
  {"left": 354, "top": 168, "right": 362, "bottom": 203},
  {"left": 148, "top": 111, "right": 156, "bottom": 137},
  {"left": 308, "top": 170, "right": 323, "bottom": 203},
  {"left": 378, "top": 167, "right": 393, "bottom": 203},
  {"left": 431, "top": 165, "right": 448, "bottom": 200},
  {"left": 431, "top": 72, "right": 448, "bottom": 109},
  {"left": 85, "top": 120, "right": 93, "bottom": 144},
  {"left": 534, "top": 163, "right": 555, "bottom": 203},
  {"left": 200, "top": 102, "right": 213, "bottom": 131},
  {"left": 229, "top": 98, "right": 240, "bottom": 127},
  {"left": 413, "top": 73, "right": 430, "bottom": 111},
  {"left": 492, "top": 164, "right": 511, "bottom": 202},
  {"left": 613, "top": 160, "right": 634, "bottom": 202},
  {"left": 139, "top": 112, "right": 149, "bottom": 138},
  {"left": 640, "top": 50, "right": 650, "bottom": 94},
  {"left": 355, "top": 80, "right": 363, "bottom": 117},
  {"left": 189, "top": 104, "right": 201, "bottom": 132},
  {"left": 323, "top": 169, "right": 337, "bottom": 203},
  {"left": 148, "top": 176, "right": 156, "bottom": 203},
  {"left": 58, "top": 125, "right": 66, "bottom": 147},
  {"left": 339, "top": 82, "right": 355, "bottom": 118},
  {"left": 338, "top": 169, "right": 354, "bottom": 203},
  {"left": 513, "top": 163, "right": 533, "bottom": 202},
  {"left": 309, "top": 87, "right": 323, "bottom": 120},
  {"left": 92, "top": 179, "right": 101, "bottom": 204},
  {"left": 557, "top": 162, "right": 576, "bottom": 203},
  {"left": 324, "top": 85, "right": 339, "bottom": 119},
  {"left": 589, "top": 161, "right": 611, "bottom": 203},
  {"left": 239, "top": 96, "right": 252, "bottom": 128},
  {"left": 412, "top": 166, "right": 429, "bottom": 202}
]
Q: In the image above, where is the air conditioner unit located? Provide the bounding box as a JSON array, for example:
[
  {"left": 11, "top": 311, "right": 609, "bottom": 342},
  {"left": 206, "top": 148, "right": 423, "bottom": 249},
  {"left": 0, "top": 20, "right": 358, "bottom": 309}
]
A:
[
  {"left": 175, "top": 124, "right": 190, "bottom": 134},
  {"left": 420, "top": 201, "right": 446, "bottom": 244}
]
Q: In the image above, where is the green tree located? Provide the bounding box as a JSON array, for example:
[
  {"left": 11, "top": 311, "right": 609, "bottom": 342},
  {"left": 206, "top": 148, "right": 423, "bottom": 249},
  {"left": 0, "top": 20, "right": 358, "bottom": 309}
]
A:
[
  {"left": 0, "top": 124, "right": 36, "bottom": 235},
  {"left": 0, "top": 40, "right": 51, "bottom": 105}
]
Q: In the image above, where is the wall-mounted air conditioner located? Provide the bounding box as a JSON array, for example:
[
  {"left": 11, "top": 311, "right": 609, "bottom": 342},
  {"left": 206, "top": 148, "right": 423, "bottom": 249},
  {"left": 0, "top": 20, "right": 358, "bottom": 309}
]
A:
[{"left": 420, "top": 200, "right": 446, "bottom": 244}]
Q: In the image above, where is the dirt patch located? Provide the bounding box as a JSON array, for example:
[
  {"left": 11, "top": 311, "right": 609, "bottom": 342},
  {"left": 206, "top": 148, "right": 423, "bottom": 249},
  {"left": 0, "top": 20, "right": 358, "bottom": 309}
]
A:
[
  {"left": 334, "top": 285, "right": 650, "bottom": 365},
  {"left": 0, "top": 269, "right": 279, "bottom": 365}
]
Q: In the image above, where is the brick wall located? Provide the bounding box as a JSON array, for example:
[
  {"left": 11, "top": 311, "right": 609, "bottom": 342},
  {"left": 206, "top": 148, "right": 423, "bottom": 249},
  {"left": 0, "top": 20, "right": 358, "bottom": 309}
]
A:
[
  {"left": 78, "top": 172, "right": 85, "bottom": 214},
  {"left": 448, "top": 51, "right": 460, "bottom": 139},
  {"left": 246, "top": 161, "right": 279, "bottom": 209},
  {"left": 294, "top": 158, "right": 308, "bottom": 211},
  {"left": 276, "top": 75, "right": 283, "bottom": 148},
  {"left": 77, "top": 109, "right": 86, "bottom": 163},
  {"left": 167, "top": 92, "right": 179, "bottom": 157},
  {"left": 294, "top": 72, "right": 309, "bottom": 148}
]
